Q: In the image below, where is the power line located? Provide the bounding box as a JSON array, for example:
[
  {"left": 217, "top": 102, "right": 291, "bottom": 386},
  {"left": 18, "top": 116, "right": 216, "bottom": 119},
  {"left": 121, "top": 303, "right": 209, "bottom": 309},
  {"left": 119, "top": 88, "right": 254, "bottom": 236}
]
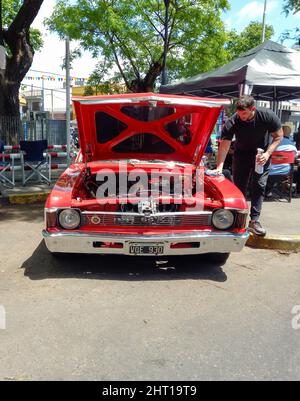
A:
[
  {"left": 29, "top": 69, "right": 66, "bottom": 77},
  {"left": 28, "top": 68, "right": 88, "bottom": 79},
  {"left": 21, "top": 83, "right": 66, "bottom": 93}
]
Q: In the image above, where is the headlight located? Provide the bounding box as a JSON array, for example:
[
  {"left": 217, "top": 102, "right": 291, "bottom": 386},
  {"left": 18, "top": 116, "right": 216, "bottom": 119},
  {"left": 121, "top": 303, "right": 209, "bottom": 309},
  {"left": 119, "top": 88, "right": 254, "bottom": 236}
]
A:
[
  {"left": 59, "top": 209, "right": 81, "bottom": 230},
  {"left": 212, "top": 209, "right": 234, "bottom": 230}
]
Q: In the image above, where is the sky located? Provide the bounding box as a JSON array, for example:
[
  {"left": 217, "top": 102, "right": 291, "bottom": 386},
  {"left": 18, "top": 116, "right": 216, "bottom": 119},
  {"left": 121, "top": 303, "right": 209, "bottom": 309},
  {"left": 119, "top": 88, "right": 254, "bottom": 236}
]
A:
[
  {"left": 25, "top": 0, "right": 300, "bottom": 90},
  {"left": 223, "top": 0, "right": 300, "bottom": 39}
]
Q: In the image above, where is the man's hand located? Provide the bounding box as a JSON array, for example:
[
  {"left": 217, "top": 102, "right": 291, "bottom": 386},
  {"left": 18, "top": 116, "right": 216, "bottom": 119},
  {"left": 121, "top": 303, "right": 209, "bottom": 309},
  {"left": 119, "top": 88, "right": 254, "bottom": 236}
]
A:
[
  {"left": 257, "top": 151, "right": 271, "bottom": 166},
  {"left": 210, "top": 167, "right": 223, "bottom": 174},
  {"left": 205, "top": 168, "right": 223, "bottom": 176}
]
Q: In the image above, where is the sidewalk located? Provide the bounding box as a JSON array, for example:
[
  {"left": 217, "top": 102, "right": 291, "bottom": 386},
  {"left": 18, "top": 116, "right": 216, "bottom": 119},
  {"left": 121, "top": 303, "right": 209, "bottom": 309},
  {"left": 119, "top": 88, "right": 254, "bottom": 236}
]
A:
[
  {"left": 247, "top": 198, "right": 300, "bottom": 251},
  {"left": 1, "top": 181, "right": 300, "bottom": 251},
  {"left": 0, "top": 171, "right": 60, "bottom": 205},
  {"left": 0, "top": 182, "right": 53, "bottom": 205}
]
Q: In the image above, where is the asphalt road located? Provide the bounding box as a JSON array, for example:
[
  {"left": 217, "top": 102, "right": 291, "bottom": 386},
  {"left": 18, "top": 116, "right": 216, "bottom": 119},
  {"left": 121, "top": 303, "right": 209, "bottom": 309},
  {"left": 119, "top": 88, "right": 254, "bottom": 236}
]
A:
[{"left": 0, "top": 204, "right": 300, "bottom": 381}]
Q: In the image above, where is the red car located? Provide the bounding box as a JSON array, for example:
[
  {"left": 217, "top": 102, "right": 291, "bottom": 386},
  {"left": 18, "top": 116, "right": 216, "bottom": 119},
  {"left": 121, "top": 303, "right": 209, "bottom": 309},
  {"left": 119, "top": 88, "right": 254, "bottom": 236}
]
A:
[{"left": 43, "top": 93, "right": 249, "bottom": 263}]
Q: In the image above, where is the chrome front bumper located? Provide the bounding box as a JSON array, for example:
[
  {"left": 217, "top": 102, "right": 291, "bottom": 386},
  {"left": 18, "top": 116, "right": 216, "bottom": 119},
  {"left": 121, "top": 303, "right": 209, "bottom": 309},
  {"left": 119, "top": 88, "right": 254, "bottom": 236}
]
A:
[{"left": 42, "top": 230, "right": 249, "bottom": 256}]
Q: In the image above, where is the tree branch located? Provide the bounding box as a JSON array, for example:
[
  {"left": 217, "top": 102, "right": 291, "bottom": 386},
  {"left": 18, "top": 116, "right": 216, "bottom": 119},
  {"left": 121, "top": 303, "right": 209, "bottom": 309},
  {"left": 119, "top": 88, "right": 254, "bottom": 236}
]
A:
[
  {"left": 133, "top": 0, "right": 164, "bottom": 40},
  {"left": 107, "top": 33, "right": 130, "bottom": 89},
  {"left": 5, "top": 30, "right": 34, "bottom": 82},
  {"left": 7, "top": 0, "right": 44, "bottom": 35},
  {"left": 143, "top": 60, "right": 163, "bottom": 91},
  {"left": 112, "top": 32, "right": 141, "bottom": 80}
]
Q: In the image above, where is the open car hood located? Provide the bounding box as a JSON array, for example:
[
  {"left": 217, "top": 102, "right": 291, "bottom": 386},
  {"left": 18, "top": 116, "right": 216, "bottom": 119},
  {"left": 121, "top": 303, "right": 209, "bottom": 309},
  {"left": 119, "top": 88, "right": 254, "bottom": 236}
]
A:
[{"left": 73, "top": 93, "right": 230, "bottom": 165}]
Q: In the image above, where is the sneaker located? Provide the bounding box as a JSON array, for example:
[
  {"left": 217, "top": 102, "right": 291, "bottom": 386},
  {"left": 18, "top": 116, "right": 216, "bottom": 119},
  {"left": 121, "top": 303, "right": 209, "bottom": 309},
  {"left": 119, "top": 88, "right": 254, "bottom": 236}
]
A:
[{"left": 248, "top": 220, "right": 266, "bottom": 237}]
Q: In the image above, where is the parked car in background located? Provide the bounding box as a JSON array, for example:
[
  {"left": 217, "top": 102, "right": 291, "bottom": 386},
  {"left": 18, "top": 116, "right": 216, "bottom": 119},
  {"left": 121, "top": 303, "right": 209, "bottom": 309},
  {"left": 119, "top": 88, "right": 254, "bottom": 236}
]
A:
[{"left": 43, "top": 93, "right": 249, "bottom": 263}]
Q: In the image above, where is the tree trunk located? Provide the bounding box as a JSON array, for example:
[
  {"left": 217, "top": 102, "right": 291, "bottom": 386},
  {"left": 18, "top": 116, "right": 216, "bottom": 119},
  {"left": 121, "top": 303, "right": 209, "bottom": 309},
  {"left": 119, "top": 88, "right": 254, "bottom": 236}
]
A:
[
  {"left": 129, "top": 61, "right": 163, "bottom": 92},
  {"left": 0, "top": 0, "right": 43, "bottom": 118},
  {"left": 0, "top": 79, "right": 21, "bottom": 116},
  {"left": 0, "top": 79, "right": 22, "bottom": 144},
  {"left": 1, "top": 30, "right": 34, "bottom": 119}
]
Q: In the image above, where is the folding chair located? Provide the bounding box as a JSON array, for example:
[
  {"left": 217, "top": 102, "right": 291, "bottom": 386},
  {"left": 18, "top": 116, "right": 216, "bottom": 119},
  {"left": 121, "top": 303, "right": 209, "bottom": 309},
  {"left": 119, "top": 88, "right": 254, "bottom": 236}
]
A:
[
  {"left": 267, "top": 150, "right": 296, "bottom": 203},
  {"left": 20, "top": 140, "right": 51, "bottom": 185},
  {"left": 0, "top": 139, "right": 17, "bottom": 187}
]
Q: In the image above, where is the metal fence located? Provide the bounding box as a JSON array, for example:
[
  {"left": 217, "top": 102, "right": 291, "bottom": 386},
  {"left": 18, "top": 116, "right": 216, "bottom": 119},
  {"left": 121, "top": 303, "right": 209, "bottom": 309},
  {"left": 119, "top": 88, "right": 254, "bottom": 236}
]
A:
[
  {"left": 0, "top": 116, "right": 67, "bottom": 145},
  {"left": 0, "top": 116, "right": 24, "bottom": 145}
]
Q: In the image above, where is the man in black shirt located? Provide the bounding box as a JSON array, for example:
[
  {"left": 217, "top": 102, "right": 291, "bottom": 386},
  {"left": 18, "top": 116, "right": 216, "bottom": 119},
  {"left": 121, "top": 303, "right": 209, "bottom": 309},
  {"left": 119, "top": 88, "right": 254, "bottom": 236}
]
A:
[{"left": 214, "top": 95, "right": 283, "bottom": 236}]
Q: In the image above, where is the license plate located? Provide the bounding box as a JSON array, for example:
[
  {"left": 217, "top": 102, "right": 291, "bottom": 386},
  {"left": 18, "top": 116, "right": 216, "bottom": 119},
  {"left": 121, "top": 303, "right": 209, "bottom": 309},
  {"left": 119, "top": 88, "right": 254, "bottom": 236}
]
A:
[{"left": 129, "top": 243, "right": 164, "bottom": 255}]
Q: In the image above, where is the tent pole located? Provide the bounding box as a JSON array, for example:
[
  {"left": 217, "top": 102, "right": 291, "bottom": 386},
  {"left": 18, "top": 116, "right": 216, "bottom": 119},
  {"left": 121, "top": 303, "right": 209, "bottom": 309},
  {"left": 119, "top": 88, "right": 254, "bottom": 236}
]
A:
[
  {"left": 239, "top": 83, "right": 253, "bottom": 97},
  {"left": 279, "top": 102, "right": 283, "bottom": 120},
  {"left": 273, "top": 87, "right": 280, "bottom": 116},
  {"left": 239, "top": 84, "right": 245, "bottom": 97}
]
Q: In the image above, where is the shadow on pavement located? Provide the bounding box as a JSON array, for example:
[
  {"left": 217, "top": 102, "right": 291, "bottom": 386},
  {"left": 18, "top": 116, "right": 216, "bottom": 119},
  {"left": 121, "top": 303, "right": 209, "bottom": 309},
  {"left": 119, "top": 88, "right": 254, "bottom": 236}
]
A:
[
  {"left": 21, "top": 240, "right": 228, "bottom": 283},
  {"left": 0, "top": 203, "right": 44, "bottom": 223}
]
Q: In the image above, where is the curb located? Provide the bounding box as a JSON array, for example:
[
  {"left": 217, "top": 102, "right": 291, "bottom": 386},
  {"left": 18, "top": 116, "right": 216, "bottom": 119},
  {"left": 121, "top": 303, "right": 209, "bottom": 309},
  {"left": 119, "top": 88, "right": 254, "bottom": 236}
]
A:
[
  {"left": 5, "top": 192, "right": 50, "bottom": 205},
  {"left": 246, "top": 233, "right": 300, "bottom": 252}
]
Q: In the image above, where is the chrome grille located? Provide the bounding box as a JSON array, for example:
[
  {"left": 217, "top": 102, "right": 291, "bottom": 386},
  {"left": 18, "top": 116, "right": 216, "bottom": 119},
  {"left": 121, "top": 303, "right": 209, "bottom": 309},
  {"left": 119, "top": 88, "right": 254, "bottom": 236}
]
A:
[{"left": 82, "top": 212, "right": 212, "bottom": 227}]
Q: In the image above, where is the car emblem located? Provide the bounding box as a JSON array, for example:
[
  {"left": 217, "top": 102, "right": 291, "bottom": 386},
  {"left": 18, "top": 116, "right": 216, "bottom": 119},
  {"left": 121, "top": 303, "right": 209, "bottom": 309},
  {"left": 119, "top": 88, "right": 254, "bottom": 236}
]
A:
[
  {"left": 90, "top": 216, "right": 102, "bottom": 225},
  {"left": 138, "top": 199, "right": 157, "bottom": 215}
]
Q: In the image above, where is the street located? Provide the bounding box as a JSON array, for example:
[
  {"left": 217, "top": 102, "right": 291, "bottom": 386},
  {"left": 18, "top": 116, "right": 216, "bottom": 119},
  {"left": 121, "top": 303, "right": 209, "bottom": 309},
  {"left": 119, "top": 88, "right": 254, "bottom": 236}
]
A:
[{"left": 0, "top": 204, "right": 300, "bottom": 381}]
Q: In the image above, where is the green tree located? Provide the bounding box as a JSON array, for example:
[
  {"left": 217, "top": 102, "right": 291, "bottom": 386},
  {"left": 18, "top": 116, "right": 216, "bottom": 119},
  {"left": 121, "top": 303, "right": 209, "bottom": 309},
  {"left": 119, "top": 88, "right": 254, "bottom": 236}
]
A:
[
  {"left": 226, "top": 21, "right": 274, "bottom": 61},
  {"left": 46, "top": 0, "right": 230, "bottom": 93},
  {"left": 84, "top": 62, "right": 126, "bottom": 95},
  {"left": 0, "top": 0, "right": 43, "bottom": 117},
  {"left": 283, "top": 0, "right": 300, "bottom": 14},
  {"left": 281, "top": 0, "right": 300, "bottom": 43}
]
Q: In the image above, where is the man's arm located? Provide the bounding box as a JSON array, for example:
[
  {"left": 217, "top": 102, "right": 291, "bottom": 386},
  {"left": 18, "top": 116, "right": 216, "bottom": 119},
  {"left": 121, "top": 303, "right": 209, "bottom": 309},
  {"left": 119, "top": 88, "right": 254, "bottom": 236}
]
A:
[
  {"left": 258, "top": 128, "right": 283, "bottom": 165},
  {"left": 215, "top": 140, "right": 232, "bottom": 172}
]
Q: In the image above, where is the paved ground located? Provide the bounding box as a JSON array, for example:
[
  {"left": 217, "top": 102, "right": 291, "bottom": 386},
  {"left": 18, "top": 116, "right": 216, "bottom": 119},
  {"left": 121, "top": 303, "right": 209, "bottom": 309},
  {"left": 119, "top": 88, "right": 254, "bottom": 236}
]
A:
[
  {"left": 0, "top": 204, "right": 300, "bottom": 381},
  {"left": 260, "top": 198, "right": 300, "bottom": 235}
]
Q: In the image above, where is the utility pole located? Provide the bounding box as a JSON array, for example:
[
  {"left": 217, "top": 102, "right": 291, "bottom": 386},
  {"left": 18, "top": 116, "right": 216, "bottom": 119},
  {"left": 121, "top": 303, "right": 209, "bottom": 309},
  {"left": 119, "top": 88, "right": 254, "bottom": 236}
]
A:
[
  {"left": 66, "top": 37, "right": 71, "bottom": 166},
  {"left": 261, "top": 0, "right": 267, "bottom": 43},
  {"left": 30, "top": 84, "right": 33, "bottom": 112},
  {"left": 51, "top": 89, "right": 54, "bottom": 119},
  {"left": 0, "top": 1, "right": 6, "bottom": 72},
  {"left": 41, "top": 76, "right": 45, "bottom": 139},
  {"left": 41, "top": 76, "right": 45, "bottom": 112},
  {"left": 161, "top": 0, "right": 170, "bottom": 86}
]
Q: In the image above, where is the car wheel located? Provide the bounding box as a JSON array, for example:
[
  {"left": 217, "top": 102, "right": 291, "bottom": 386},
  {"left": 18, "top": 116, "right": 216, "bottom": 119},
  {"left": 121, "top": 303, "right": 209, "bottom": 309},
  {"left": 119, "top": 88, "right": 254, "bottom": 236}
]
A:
[{"left": 205, "top": 252, "right": 230, "bottom": 265}]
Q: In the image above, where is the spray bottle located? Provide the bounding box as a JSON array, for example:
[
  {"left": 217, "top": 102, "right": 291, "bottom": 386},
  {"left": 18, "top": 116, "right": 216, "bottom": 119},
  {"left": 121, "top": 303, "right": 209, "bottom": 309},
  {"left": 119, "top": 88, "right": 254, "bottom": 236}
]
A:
[{"left": 255, "top": 148, "right": 264, "bottom": 174}]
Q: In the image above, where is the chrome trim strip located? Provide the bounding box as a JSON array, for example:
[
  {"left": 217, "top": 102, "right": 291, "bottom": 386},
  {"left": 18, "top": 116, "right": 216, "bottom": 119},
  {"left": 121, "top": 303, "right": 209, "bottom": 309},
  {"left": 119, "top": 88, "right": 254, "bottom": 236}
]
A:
[
  {"left": 73, "top": 96, "right": 230, "bottom": 107},
  {"left": 43, "top": 230, "right": 248, "bottom": 241},
  {"left": 224, "top": 207, "right": 248, "bottom": 213},
  {"left": 81, "top": 211, "right": 212, "bottom": 217},
  {"left": 45, "top": 208, "right": 59, "bottom": 213}
]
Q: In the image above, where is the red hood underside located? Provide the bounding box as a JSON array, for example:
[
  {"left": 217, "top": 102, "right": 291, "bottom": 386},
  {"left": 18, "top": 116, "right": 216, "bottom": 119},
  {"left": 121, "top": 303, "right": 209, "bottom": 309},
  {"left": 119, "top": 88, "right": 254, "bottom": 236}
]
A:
[{"left": 73, "top": 93, "right": 230, "bottom": 165}]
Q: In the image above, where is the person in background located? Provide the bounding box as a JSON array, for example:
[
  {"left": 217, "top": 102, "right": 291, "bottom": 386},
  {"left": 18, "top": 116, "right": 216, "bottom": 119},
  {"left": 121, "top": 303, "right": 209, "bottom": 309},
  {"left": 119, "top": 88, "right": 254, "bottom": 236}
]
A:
[
  {"left": 0, "top": 139, "right": 6, "bottom": 197},
  {"left": 204, "top": 137, "right": 214, "bottom": 162},
  {"left": 213, "top": 95, "right": 283, "bottom": 236},
  {"left": 293, "top": 124, "right": 300, "bottom": 148},
  {"left": 266, "top": 125, "right": 297, "bottom": 196}
]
